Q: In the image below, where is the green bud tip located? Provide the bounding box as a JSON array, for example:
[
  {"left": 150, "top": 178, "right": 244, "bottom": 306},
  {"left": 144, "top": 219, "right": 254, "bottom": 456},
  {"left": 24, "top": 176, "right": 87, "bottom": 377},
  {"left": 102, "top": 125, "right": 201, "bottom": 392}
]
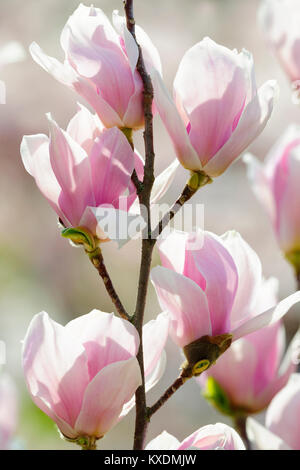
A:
[{"left": 61, "top": 226, "right": 98, "bottom": 252}]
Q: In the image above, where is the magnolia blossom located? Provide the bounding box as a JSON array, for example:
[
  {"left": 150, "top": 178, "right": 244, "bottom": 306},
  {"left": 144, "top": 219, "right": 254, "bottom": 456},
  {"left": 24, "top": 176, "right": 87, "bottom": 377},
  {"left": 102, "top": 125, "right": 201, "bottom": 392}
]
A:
[
  {"left": 21, "top": 105, "right": 137, "bottom": 241},
  {"left": 151, "top": 37, "right": 277, "bottom": 177},
  {"left": 30, "top": 4, "right": 161, "bottom": 129},
  {"left": 146, "top": 423, "right": 245, "bottom": 450},
  {"left": 259, "top": 0, "right": 300, "bottom": 83},
  {"left": 151, "top": 230, "right": 300, "bottom": 369},
  {"left": 0, "top": 374, "right": 18, "bottom": 450},
  {"left": 245, "top": 125, "right": 300, "bottom": 259},
  {"left": 247, "top": 374, "right": 300, "bottom": 450},
  {"left": 21, "top": 104, "right": 178, "bottom": 243},
  {"left": 22, "top": 310, "right": 169, "bottom": 442},
  {"left": 200, "top": 278, "right": 298, "bottom": 414}
]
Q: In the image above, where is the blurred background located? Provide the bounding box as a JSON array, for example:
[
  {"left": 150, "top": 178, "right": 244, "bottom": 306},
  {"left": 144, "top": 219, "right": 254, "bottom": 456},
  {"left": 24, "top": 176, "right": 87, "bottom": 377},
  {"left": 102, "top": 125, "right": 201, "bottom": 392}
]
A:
[{"left": 0, "top": 0, "right": 299, "bottom": 450}]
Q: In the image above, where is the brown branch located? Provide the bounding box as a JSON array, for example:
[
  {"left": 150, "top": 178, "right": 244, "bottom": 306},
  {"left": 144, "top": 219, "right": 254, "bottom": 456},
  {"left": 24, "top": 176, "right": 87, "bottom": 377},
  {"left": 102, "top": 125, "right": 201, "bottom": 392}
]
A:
[
  {"left": 131, "top": 169, "right": 143, "bottom": 194},
  {"left": 152, "top": 184, "right": 198, "bottom": 239},
  {"left": 296, "top": 270, "right": 300, "bottom": 291},
  {"left": 124, "top": 0, "right": 156, "bottom": 450},
  {"left": 147, "top": 369, "right": 192, "bottom": 418},
  {"left": 86, "top": 247, "right": 131, "bottom": 321},
  {"left": 234, "top": 415, "right": 251, "bottom": 450}
]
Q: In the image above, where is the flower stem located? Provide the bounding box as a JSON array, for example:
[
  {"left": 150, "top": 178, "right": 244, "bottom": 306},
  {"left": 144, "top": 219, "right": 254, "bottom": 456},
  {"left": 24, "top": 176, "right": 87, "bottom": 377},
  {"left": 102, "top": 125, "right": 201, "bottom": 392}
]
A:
[
  {"left": 233, "top": 415, "right": 251, "bottom": 450},
  {"left": 86, "top": 247, "right": 131, "bottom": 322}
]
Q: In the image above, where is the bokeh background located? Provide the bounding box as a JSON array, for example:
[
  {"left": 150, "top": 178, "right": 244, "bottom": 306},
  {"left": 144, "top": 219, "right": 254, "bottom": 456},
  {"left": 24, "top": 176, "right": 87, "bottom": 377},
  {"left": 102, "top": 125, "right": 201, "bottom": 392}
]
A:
[{"left": 0, "top": 0, "right": 299, "bottom": 449}]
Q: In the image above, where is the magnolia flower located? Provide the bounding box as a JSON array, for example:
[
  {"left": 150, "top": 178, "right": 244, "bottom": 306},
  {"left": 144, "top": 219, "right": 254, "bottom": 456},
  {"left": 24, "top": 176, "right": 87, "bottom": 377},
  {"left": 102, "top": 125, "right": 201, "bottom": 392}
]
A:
[
  {"left": 21, "top": 104, "right": 178, "bottom": 244},
  {"left": 247, "top": 374, "right": 300, "bottom": 450},
  {"left": 259, "top": 0, "right": 300, "bottom": 83},
  {"left": 151, "top": 37, "right": 277, "bottom": 177},
  {"left": 22, "top": 310, "right": 169, "bottom": 444},
  {"left": 0, "top": 41, "right": 26, "bottom": 104},
  {"left": 146, "top": 423, "right": 245, "bottom": 450},
  {"left": 244, "top": 125, "right": 300, "bottom": 267},
  {"left": 0, "top": 374, "right": 18, "bottom": 450},
  {"left": 151, "top": 230, "right": 300, "bottom": 375},
  {"left": 30, "top": 4, "right": 161, "bottom": 129},
  {"left": 21, "top": 105, "right": 137, "bottom": 241},
  {"left": 200, "top": 278, "right": 298, "bottom": 415}
]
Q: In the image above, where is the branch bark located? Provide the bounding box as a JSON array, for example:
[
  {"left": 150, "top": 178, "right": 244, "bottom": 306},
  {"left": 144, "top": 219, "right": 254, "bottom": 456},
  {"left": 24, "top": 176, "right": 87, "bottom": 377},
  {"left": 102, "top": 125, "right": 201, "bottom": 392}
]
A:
[
  {"left": 124, "top": 0, "right": 156, "bottom": 450},
  {"left": 86, "top": 247, "right": 131, "bottom": 321}
]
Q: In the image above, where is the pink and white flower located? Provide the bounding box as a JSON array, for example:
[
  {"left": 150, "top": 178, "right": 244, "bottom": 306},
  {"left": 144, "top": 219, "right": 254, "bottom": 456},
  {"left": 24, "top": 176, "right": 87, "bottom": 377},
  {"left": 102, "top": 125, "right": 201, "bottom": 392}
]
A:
[
  {"left": 151, "top": 230, "right": 300, "bottom": 354},
  {"left": 151, "top": 37, "right": 277, "bottom": 177},
  {"left": 247, "top": 374, "right": 300, "bottom": 450},
  {"left": 200, "top": 278, "right": 298, "bottom": 414},
  {"left": 30, "top": 4, "right": 161, "bottom": 129},
  {"left": 259, "top": 0, "right": 300, "bottom": 83},
  {"left": 146, "top": 423, "right": 245, "bottom": 450},
  {"left": 22, "top": 309, "right": 169, "bottom": 441},
  {"left": 245, "top": 124, "right": 300, "bottom": 258},
  {"left": 21, "top": 105, "right": 139, "bottom": 241}
]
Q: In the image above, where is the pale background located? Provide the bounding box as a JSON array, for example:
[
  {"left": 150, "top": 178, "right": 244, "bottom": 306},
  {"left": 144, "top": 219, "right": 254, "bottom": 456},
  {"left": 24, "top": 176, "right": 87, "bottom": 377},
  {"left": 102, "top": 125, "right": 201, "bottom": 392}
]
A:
[{"left": 0, "top": 0, "right": 299, "bottom": 449}]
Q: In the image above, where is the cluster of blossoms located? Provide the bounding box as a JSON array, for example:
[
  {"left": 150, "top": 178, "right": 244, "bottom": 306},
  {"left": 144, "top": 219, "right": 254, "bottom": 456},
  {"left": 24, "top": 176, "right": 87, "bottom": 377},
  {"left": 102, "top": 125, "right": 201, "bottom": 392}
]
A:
[{"left": 2, "top": 0, "right": 300, "bottom": 451}]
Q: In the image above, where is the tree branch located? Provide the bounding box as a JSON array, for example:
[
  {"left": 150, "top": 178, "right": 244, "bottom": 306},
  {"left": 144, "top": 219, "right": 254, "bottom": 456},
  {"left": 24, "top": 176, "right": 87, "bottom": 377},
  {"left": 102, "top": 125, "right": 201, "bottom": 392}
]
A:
[
  {"left": 86, "top": 247, "right": 131, "bottom": 321},
  {"left": 124, "top": 0, "right": 156, "bottom": 450}
]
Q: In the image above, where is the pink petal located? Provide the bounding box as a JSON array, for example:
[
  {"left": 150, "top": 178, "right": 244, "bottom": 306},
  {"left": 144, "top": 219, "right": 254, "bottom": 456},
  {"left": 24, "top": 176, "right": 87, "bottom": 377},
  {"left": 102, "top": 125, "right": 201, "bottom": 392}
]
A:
[
  {"left": 232, "top": 291, "right": 300, "bottom": 340},
  {"left": 150, "top": 160, "right": 180, "bottom": 205},
  {"left": 201, "top": 340, "right": 257, "bottom": 409},
  {"left": 29, "top": 42, "right": 77, "bottom": 86},
  {"left": 20, "top": 133, "right": 69, "bottom": 226},
  {"left": 121, "top": 351, "right": 167, "bottom": 418},
  {"left": 244, "top": 153, "right": 276, "bottom": 224},
  {"left": 146, "top": 431, "right": 180, "bottom": 450},
  {"left": 22, "top": 312, "right": 90, "bottom": 433},
  {"left": 174, "top": 38, "right": 248, "bottom": 165},
  {"left": 151, "top": 70, "right": 201, "bottom": 171},
  {"left": 143, "top": 312, "right": 169, "bottom": 377},
  {"left": 62, "top": 5, "right": 135, "bottom": 121},
  {"left": 192, "top": 232, "right": 238, "bottom": 336},
  {"left": 151, "top": 266, "right": 211, "bottom": 347},
  {"left": 47, "top": 114, "right": 95, "bottom": 226},
  {"left": 266, "top": 374, "right": 300, "bottom": 450},
  {"left": 204, "top": 80, "right": 278, "bottom": 177},
  {"left": 157, "top": 230, "right": 189, "bottom": 274},
  {"left": 65, "top": 310, "right": 139, "bottom": 381},
  {"left": 66, "top": 104, "right": 103, "bottom": 154},
  {"left": 30, "top": 42, "right": 124, "bottom": 129},
  {"left": 89, "top": 127, "right": 135, "bottom": 207},
  {"left": 221, "top": 231, "right": 262, "bottom": 330},
  {"left": 178, "top": 423, "right": 245, "bottom": 450},
  {"left": 74, "top": 357, "right": 141, "bottom": 438},
  {"left": 276, "top": 148, "right": 300, "bottom": 253}
]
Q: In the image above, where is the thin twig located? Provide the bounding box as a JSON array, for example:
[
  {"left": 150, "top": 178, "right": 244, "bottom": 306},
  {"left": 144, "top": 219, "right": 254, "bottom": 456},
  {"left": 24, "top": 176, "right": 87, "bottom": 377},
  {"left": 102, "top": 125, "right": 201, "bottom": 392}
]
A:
[
  {"left": 234, "top": 415, "right": 251, "bottom": 450},
  {"left": 296, "top": 270, "right": 300, "bottom": 291},
  {"left": 131, "top": 169, "right": 143, "bottom": 194},
  {"left": 152, "top": 184, "right": 199, "bottom": 239},
  {"left": 86, "top": 247, "right": 131, "bottom": 321},
  {"left": 148, "top": 369, "right": 191, "bottom": 418}
]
